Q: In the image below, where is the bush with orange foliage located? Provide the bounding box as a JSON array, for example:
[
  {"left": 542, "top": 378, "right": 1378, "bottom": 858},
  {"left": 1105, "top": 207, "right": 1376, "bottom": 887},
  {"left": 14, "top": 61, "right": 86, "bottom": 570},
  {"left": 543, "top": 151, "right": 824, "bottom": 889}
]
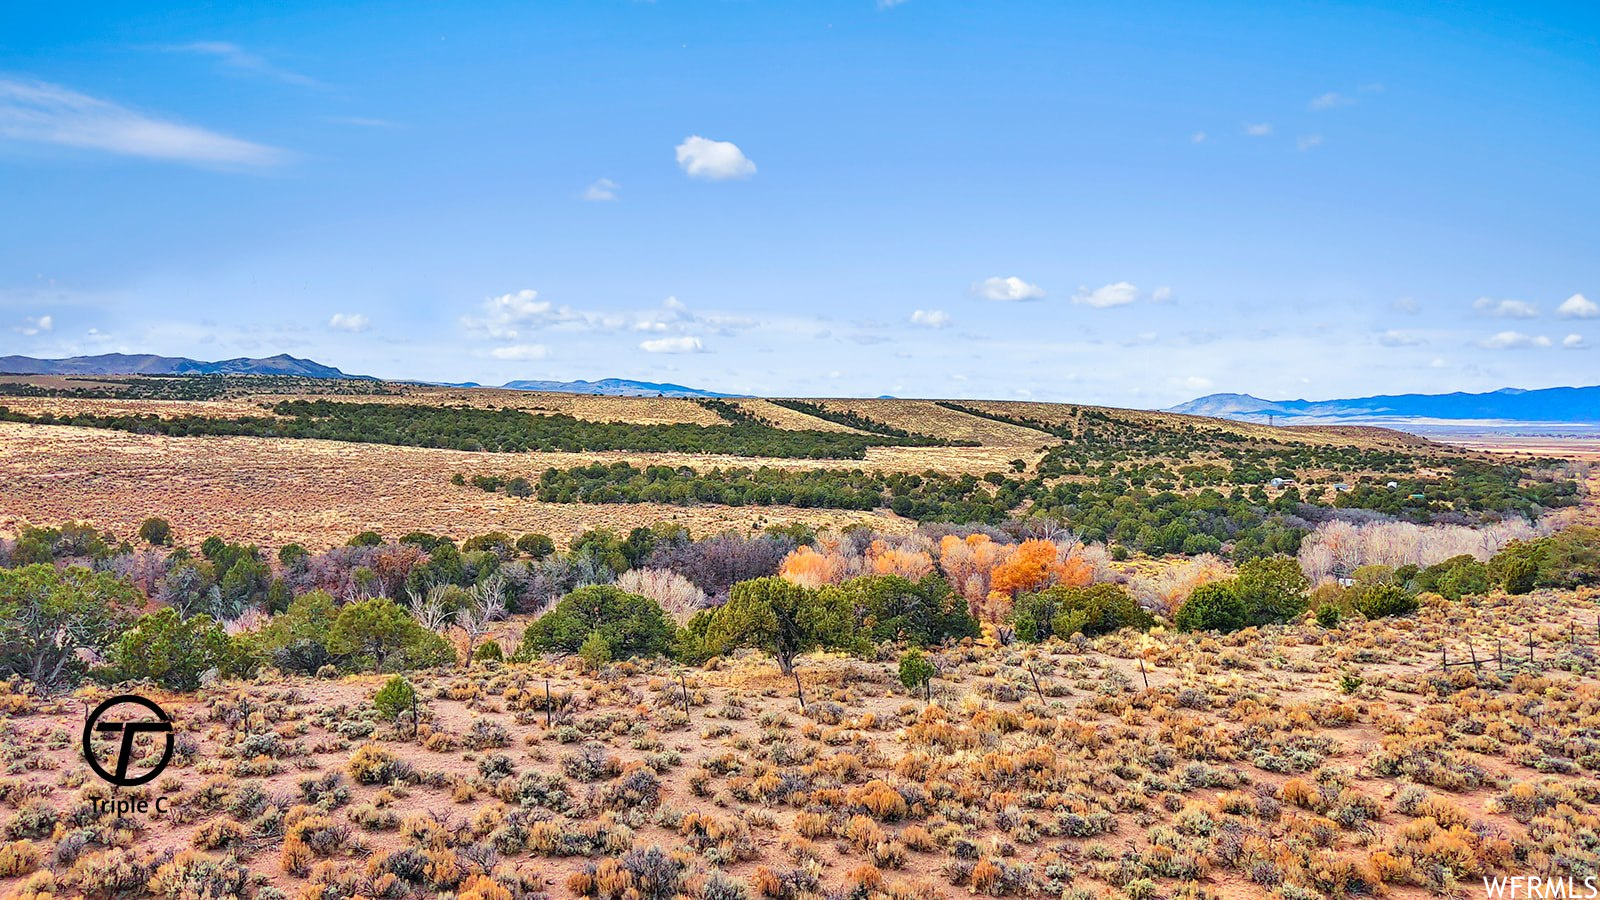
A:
[
  {"left": 868, "top": 540, "right": 934, "bottom": 581},
  {"left": 779, "top": 539, "right": 860, "bottom": 588},
  {"left": 937, "top": 534, "right": 1007, "bottom": 616}
]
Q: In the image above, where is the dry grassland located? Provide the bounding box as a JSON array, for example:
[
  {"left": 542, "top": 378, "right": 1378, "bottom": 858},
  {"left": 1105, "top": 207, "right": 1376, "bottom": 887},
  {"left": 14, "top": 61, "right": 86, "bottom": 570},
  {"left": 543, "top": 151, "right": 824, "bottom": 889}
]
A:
[
  {"left": 3, "top": 589, "right": 1596, "bottom": 899},
  {"left": 0, "top": 423, "right": 912, "bottom": 550}
]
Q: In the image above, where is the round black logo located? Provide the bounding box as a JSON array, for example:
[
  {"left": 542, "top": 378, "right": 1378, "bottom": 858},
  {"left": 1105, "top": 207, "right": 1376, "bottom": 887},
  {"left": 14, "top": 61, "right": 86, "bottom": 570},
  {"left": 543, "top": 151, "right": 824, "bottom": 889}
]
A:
[{"left": 82, "top": 695, "right": 175, "bottom": 787}]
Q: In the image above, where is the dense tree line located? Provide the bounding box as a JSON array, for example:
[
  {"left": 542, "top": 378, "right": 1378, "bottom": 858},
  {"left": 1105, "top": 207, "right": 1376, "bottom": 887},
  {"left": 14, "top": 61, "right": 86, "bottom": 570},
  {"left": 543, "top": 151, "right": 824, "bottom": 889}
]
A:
[
  {"left": 531, "top": 462, "right": 1025, "bottom": 523},
  {"left": 0, "top": 399, "right": 937, "bottom": 459},
  {"left": 768, "top": 399, "right": 974, "bottom": 446},
  {"left": 5, "top": 509, "right": 1585, "bottom": 697}
]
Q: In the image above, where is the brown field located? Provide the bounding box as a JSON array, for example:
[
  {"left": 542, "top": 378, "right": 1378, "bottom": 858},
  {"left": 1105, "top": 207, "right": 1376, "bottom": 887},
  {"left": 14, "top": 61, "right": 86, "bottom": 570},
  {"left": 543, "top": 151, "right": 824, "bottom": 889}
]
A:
[
  {"left": 1, "top": 388, "right": 1582, "bottom": 551},
  {"left": 0, "top": 423, "right": 914, "bottom": 551},
  {"left": 4, "top": 588, "right": 1596, "bottom": 899}
]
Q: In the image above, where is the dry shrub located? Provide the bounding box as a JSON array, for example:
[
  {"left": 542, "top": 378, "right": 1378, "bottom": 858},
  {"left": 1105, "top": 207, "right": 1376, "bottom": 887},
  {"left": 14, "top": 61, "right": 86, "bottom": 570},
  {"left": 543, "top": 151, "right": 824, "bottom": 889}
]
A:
[
  {"left": 847, "top": 780, "right": 909, "bottom": 821},
  {"left": 1298, "top": 518, "right": 1536, "bottom": 581},
  {"left": 348, "top": 742, "right": 410, "bottom": 785},
  {"left": 1280, "top": 778, "right": 1323, "bottom": 811},
  {"left": 0, "top": 839, "right": 41, "bottom": 877},
  {"left": 458, "top": 873, "right": 515, "bottom": 900},
  {"left": 191, "top": 818, "right": 246, "bottom": 851},
  {"left": 1130, "top": 554, "right": 1231, "bottom": 617},
  {"left": 616, "top": 568, "right": 708, "bottom": 624},
  {"left": 793, "top": 812, "right": 832, "bottom": 839}
]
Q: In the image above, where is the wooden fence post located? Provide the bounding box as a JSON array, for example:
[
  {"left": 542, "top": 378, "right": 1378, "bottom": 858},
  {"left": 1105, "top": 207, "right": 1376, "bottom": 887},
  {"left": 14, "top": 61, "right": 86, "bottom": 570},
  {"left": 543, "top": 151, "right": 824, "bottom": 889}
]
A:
[
  {"left": 1139, "top": 658, "right": 1150, "bottom": 689},
  {"left": 544, "top": 678, "right": 552, "bottom": 728}
]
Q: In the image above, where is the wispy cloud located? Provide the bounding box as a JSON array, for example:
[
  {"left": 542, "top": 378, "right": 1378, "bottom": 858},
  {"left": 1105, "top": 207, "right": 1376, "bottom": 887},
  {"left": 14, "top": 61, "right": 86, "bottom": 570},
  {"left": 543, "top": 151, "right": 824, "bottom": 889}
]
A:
[
  {"left": 0, "top": 78, "right": 285, "bottom": 167},
  {"left": 462, "top": 289, "right": 582, "bottom": 339},
  {"left": 1071, "top": 282, "right": 1140, "bottom": 308},
  {"left": 1244, "top": 122, "right": 1273, "bottom": 137},
  {"left": 1377, "top": 329, "right": 1425, "bottom": 347},
  {"left": 12, "top": 314, "right": 52, "bottom": 336},
  {"left": 1479, "top": 330, "right": 1552, "bottom": 350},
  {"left": 640, "top": 335, "right": 704, "bottom": 354},
  {"left": 1473, "top": 296, "right": 1539, "bottom": 319},
  {"left": 1297, "top": 134, "right": 1323, "bottom": 151},
  {"left": 972, "top": 276, "right": 1045, "bottom": 302},
  {"left": 327, "top": 313, "right": 370, "bottom": 333},
  {"left": 1309, "top": 92, "right": 1355, "bottom": 110},
  {"left": 164, "top": 42, "right": 319, "bottom": 88},
  {"left": 489, "top": 344, "right": 550, "bottom": 360},
  {"left": 583, "top": 178, "right": 619, "bottom": 201},
  {"left": 910, "top": 309, "right": 951, "bottom": 328}
]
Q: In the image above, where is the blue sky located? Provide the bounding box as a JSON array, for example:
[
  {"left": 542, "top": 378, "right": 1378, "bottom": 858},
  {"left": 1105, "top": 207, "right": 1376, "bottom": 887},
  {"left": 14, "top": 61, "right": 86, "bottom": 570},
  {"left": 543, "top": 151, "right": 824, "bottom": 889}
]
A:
[{"left": 2, "top": 1, "right": 1597, "bottom": 405}]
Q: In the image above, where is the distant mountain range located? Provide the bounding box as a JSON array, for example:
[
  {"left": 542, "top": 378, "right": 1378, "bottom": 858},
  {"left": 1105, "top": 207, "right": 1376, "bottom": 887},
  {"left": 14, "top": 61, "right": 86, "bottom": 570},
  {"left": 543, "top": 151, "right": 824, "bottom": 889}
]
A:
[
  {"left": 0, "top": 354, "right": 739, "bottom": 398},
  {"left": 1170, "top": 386, "right": 1600, "bottom": 424},
  {"left": 495, "top": 378, "right": 741, "bottom": 398},
  {"left": 0, "top": 353, "right": 368, "bottom": 379}
]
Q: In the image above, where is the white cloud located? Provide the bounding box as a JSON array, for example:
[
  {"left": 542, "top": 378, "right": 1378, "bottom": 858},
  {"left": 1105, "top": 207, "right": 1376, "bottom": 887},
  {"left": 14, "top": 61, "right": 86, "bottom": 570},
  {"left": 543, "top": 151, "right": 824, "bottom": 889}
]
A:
[
  {"left": 973, "top": 276, "right": 1045, "bottom": 302},
  {"left": 1557, "top": 293, "right": 1598, "bottom": 319},
  {"left": 675, "top": 135, "right": 755, "bottom": 180},
  {"left": 1393, "top": 296, "right": 1420, "bottom": 314},
  {"left": 909, "top": 309, "right": 951, "bottom": 328},
  {"left": 1474, "top": 296, "right": 1539, "bottom": 319},
  {"left": 462, "top": 289, "right": 581, "bottom": 338},
  {"left": 877, "top": 0, "right": 911, "bottom": 7},
  {"left": 0, "top": 78, "right": 284, "bottom": 167},
  {"left": 1479, "top": 331, "right": 1552, "bottom": 350},
  {"left": 164, "top": 41, "right": 318, "bottom": 87},
  {"left": 464, "top": 291, "right": 747, "bottom": 348},
  {"left": 489, "top": 344, "right": 551, "bottom": 361},
  {"left": 1172, "top": 376, "right": 1213, "bottom": 391},
  {"left": 1309, "top": 92, "right": 1354, "bottom": 110},
  {"left": 13, "top": 315, "right": 52, "bottom": 336},
  {"left": 640, "top": 336, "right": 704, "bottom": 354},
  {"left": 1563, "top": 334, "right": 1586, "bottom": 349},
  {"left": 1150, "top": 286, "right": 1174, "bottom": 303},
  {"left": 1296, "top": 134, "right": 1323, "bottom": 151},
  {"left": 327, "top": 313, "right": 370, "bottom": 333},
  {"left": 1191, "top": 131, "right": 1206, "bottom": 143},
  {"left": 1244, "top": 123, "right": 1273, "bottom": 137},
  {"left": 1071, "top": 281, "right": 1140, "bottom": 308},
  {"left": 583, "top": 178, "right": 619, "bottom": 201},
  {"left": 1377, "top": 329, "right": 1424, "bottom": 347}
]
